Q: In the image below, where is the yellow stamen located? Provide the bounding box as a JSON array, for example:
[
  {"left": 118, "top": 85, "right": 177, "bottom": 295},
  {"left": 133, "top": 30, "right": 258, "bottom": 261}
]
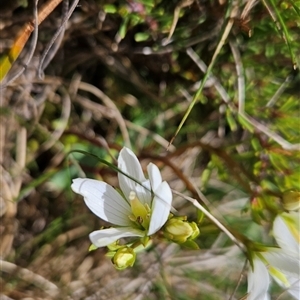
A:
[{"left": 129, "top": 191, "right": 150, "bottom": 230}]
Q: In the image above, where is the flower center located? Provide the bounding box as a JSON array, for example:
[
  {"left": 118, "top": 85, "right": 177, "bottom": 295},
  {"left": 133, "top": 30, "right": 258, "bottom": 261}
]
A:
[{"left": 128, "top": 191, "right": 150, "bottom": 230}]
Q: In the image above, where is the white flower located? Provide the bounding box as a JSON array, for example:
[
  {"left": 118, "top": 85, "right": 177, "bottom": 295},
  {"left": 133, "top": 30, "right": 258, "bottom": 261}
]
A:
[
  {"left": 247, "top": 212, "right": 300, "bottom": 300},
  {"left": 71, "top": 147, "right": 172, "bottom": 248},
  {"left": 264, "top": 213, "right": 300, "bottom": 299},
  {"left": 272, "top": 212, "right": 299, "bottom": 258},
  {"left": 247, "top": 258, "right": 270, "bottom": 300}
]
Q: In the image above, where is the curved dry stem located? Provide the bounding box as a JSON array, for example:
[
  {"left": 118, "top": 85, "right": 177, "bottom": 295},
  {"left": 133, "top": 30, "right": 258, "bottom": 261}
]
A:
[
  {"left": 38, "top": 86, "right": 71, "bottom": 153},
  {"left": 125, "top": 120, "right": 176, "bottom": 152},
  {"left": 0, "top": 260, "right": 60, "bottom": 297},
  {"left": 164, "top": 0, "right": 194, "bottom": 45},
  {"left": 78, "top": 81, "right": 131, "bottom": 148},
  {"left": 38, "top": 0, "right": 80, "bottom": 78},
  {"left": 229, "top": 258, "right": 248, "bottom": 300}
]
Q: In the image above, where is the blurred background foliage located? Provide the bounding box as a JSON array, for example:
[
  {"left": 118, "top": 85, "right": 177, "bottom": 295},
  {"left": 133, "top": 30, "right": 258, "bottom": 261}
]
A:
[{"left": 0, "top": 0, "right": 299, "bottom": 299}]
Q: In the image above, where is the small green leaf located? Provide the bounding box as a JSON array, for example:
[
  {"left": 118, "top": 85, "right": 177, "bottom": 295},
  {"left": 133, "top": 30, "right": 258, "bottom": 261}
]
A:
[
  {"left": 89, "top": 244, "right": 98, "bottom": 251},
  {"left": 197, "top": 210, "right": 205, "bottom": 224},
  {"left": 103, "top": 4, "right": 117, "bottom": 14},
  {"left": 181, "top": 240, "right": 200, "bottom": 250},
  {"left": 226, "top": 110, "right": 237, "bottom": 131},
  {"left": 238, "top": 114, "right": 254, "bottom": 132},
  {"left": 118, "top": 18, "right": 129, "bottom": 40},
  {"left": 251, "top": 138, "right": 261, "bottom": 151},
  {"left": 269, "top": 153, "right": 288, "bottom": 171},
  {"left": 201, "top": 161, "right": 214, "bottom": 191},
  {"left": 134, "top": 32, "right": 150, "bottom": 42}
]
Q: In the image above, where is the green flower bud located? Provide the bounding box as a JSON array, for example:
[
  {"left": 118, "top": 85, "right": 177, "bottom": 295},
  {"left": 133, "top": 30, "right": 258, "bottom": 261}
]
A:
[
  {"left": 282, "top": 190, "right": 300, "bottom": 211},
  {"left": 163, "top": 217, "right": 200, "bottom": 244},
  {"left": 188, "top": 222, "right": 200, "bottom": 240},
  {"left": 112, "top": 247, "right": 136, "bottom": 270}
]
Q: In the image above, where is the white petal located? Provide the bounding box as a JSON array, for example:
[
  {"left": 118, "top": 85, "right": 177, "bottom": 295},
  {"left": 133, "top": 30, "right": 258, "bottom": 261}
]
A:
[
  {"left": 148, "top": 181, "right": 172, "bottom": 236},
  {"left": 247, "top": 258, "right": 270, "bottom": 300},
  {"left": 147, "top": 163, "right": 162, "bottom": 192},
  {"left": 134, "top": 179, "right": 153, "bottom": 206},
  {"left": 71, "top": 178, "right": 132, "bottom": 226},
  {"left": 118, "top": 147, "right": 146, "bottom": 192},
  {"left": 285, "top": 276, "right": 300, "bottom": 299},
  {"left": 271, "top": 272, "right": 300, "bottom": 299},
  {"left": 89, "top": 227, "right": 144, "bottom": 248},
  {"left": 273, "top": 214, "right": 299, "bottom": 257},
  {"left": 262, "top": 249, "right": 300, "bottom": 277},
  {"left": 118, "top": 147, "right": 151, "bottom": 205}
]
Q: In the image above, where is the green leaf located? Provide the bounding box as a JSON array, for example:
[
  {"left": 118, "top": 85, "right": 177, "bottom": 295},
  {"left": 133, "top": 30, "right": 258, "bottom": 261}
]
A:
[
  {"left": 197, "top": 210, "right": 205, "bottom": 224},
  {"left": 103, "top": 4, "right": 117, "bottom": 14},
  {"left": 181, "top": 240, "right": 200, "bottom": 250},
  {"left": 201, "top": 161, "right": 214, "bottom": 191},
  {"left": 134, "top": 32, "right": 150, "bottom": 42},
  {"left": 226, "top": 110, "right": 237, "bottom": 132},
  {"left": 251, "top": 138, "right": 261, "bottom": 152},
  {"left": 269, "top": 152, "right": 289, "bottom": 171},
  {"left": 238, "top": 114, "right": 254, "bottom": 132},
  {"left": 89, "top": 244, "right": 98, "bottom": 251}
]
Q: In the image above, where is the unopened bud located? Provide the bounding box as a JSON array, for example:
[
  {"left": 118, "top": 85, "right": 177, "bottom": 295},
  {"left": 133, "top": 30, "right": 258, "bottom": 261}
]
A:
[
  {"left": 112, "top": 247, "right": 136, "bottom": 270},
  {"left": 282, "top": 190, "right": 300, "bottom": 211},
  {"left": 163, "top": 217, "right": 200, "bottom": 244}
]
